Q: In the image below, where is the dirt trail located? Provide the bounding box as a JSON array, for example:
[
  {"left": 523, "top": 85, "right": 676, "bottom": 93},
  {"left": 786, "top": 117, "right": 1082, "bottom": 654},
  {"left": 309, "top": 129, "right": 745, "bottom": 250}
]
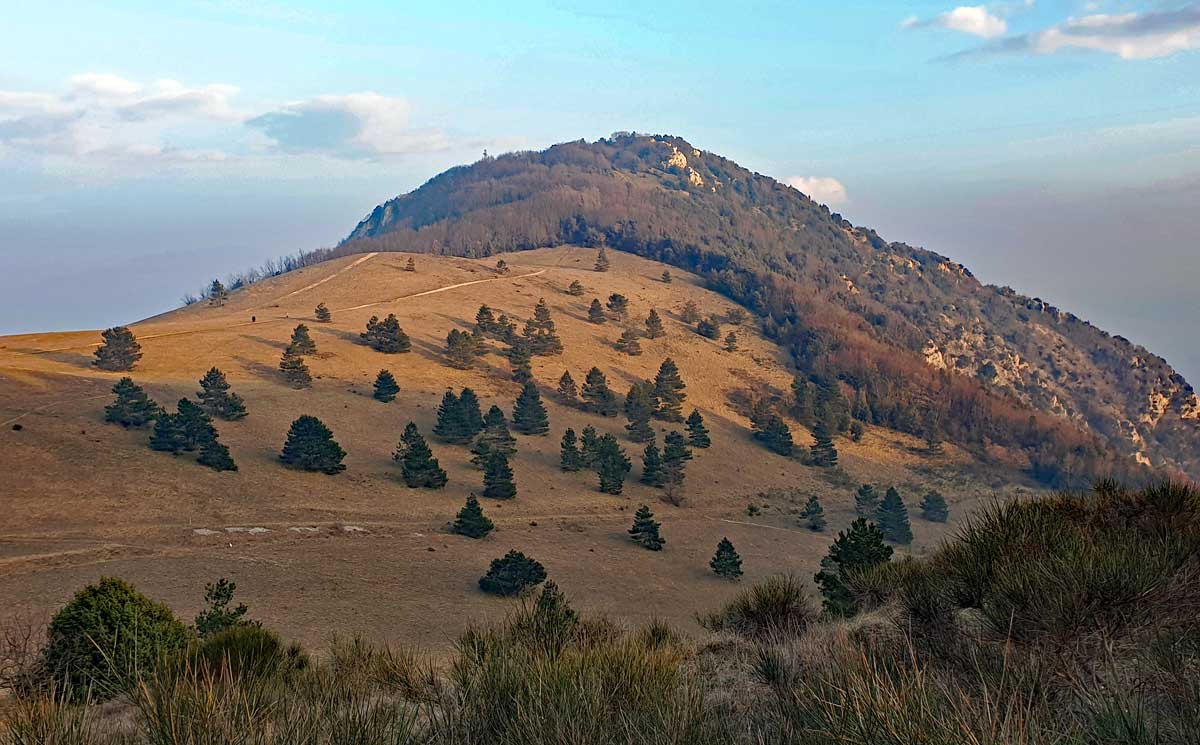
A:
[
  {"left": 266, "top": 252, "right": 378, "bottom": 304},
  {"left": 336, "top": 269, "right": 547, "bottom": 312}
]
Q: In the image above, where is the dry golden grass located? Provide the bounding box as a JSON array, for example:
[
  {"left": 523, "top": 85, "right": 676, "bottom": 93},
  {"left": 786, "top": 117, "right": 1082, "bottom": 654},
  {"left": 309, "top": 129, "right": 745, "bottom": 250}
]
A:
[{"left": 0, "top": 247, "right": 1026, "bottom": 651}]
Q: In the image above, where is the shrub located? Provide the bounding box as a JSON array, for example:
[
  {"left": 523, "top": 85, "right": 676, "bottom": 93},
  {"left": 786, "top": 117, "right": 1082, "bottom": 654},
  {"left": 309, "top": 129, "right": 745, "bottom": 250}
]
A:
[
  {"left": 41, "top": 577, "right": 192, "bottom": 700},
  {"left": 479, "top": 550, "right": 547, "bottom": 597},
  {"left": 187, "top": 624, "right": 307, "bottom": 680},
  {"left": 698, "top": 575, "right": 814, "bottom": 638}
]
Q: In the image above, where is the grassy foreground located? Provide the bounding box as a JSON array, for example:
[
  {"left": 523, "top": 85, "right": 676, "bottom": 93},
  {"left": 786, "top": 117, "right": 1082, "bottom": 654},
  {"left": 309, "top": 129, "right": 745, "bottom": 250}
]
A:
[{"left": 3, "top": 480, "right": 1198, "bottom": 744}]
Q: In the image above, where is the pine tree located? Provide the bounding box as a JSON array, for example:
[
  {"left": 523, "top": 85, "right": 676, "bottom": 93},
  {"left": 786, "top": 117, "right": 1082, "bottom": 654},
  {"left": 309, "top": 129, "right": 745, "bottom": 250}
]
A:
[
  {"left": 801, "top": 495, "right": 826, "bottom": 531},
  {"left": 791, "top": 375, "right": 814, "bottom": 426},
  {"left": 452, "top": 495, "right": 494, "bottom": 538},
  {"left": 640, "top": 441, "right": 664, "bottom": 487},
  {"left": 661, "top": 431, "right": 691, "bottom": 502},
  {"left": 587, "top": 298, "right": 606, "bottom": 324},
  {"left": 653, "top": 358, "right": 687, "bottom": 422},
  {"left": 94, "top": 326, "right": 142, "bottom": 371},
  {"left": 556, "top": 370, "right": 578, "bottom": 406},
  {"left": 198, "top": 437, "right": 237, "bottom": 472},
  {"left": 661, "top": 270, "right": 671, "bottom": 283},
  {"left": 495, "top": 258, "right": 509, "bottom": 274},
  {"left": 279, "top": 347, "right": 311, "bottom": 388},
  {"left": 405, "top": 256, "right": 416, "bottom": 272},
  {"left": 475, "top": 304, "right": 497, "bottom": 334},
  {"left": 175, "top": 398, "right": 216, "bottom": 451},
  {"left": 696, "top": 316, "right": 720, "bottom": 340},
  {"left": 750, "top": 401, "right": 794, "bottom": 456},
  {"left": 615, "top": 328, "right": 642, "bottom": 355},
  {"left": 855, "top": 484, "right": 879, "bottom": 517},
  {"left": 290, "top": 324, "right": 316, "bottom": 355},
  {"left": 459, "top": 388, "right": 485, "bottom": 437},
  {"left": 685, "top": 409, "right": 710, "bottom": 448},
  {"left": 472, "top": 406, "right": 516, "bottom": 467},
  {"left": 373, "top": 369, "right": 400, "bottom": 402},
  {"left": 875, "top": 487, "right": 913, "bottom": 544},
  {"left": 606, "top": 293, "right": 629, "bottom": 319},
  {"left": 470, "top": 325, "right": 488, "bottom": 356},
  {"left": 314, "top": 302, "right": 331, "bottom": 322},
  {"left": 567, "top": 279, "right": 585, "bottom": 296},
  {"left": 280, "top": 415, "right": 346, "bottom": 474},
  {"left": 919, "top": 491, "right": 950, "bottom": 523},
  {"left": 508, "top": 341, "right": 532, "bottom": 384},
  {"left": 446, "top": 329, "right": 476, "bottom": 369},
  {"left": 197, "top": 367, "right": 247, "bottom": 420},
  {"left": 594, "top": 246, "right": 610, "bottom": 272},
  {"left": 593, "top": 433, "right": 631, "bottom": 494},
  {"left": 432, "top": 390, "right": 470, "bottom": 443},
  {"left": 809, "top": 421, "right": 839, "bottom": 468},
  {"left": 628, "top": 505, "right": 664, "bottom": 550},
  {"left": 623, "top": 381, "right": 657, "bottom": 443},
  {"left": 522, "top": 298, "right": 563, "bottom": 355},
  {"left": 479, "top": 550, "right": 546, "bottom": 596},
  {"left": 394, "top": 422, "right": 447, "bottom": 488},
  {"left": 581, "top": 367, "right": 618, "bottom": 416},
  {"left": 680, "top": 300, "right": 701, "bottom": 324},
  {"left": 849, "top": 420, "right": 864, "bottom": 442},
  {"left": 726, "top": 307, "right": 747, "bottom": 325},
  {"left": 724, "top": 332, "right": 738, "bottom": 352},
  {"left": 482, "top": 449, "right": 517, "bottom": 500},
  {"left": 209, "top": 279, "right": 228, "bottom": 306},
  {"left": 922, "top": 408, "right": 944, "bottom": 455},
  {"left": 361, "top": 314, "right": 411, "bottom": 353},
  {"left": 512, "top": 382, "right": 550, "bottom": 435},
  {"left": 560, "top": 428, "right": 585, "bottom": 471},
  {"left": 710, "top": 538, "right": 743, "bottom": 580},
  {"left": 579, "top": 425, "right": 600, "bottom": 467},
  {"left": 814, "top": 519, "right": 893, "bottom": 617},
  {"left": 105, "top": 377, "right": 159, "bottom": 427},
  {"left": 149, "top": 412, "right": 187, "bottom": 453},
  {"left": 645, "top": 309, "right": 665, "bottom": 339}
]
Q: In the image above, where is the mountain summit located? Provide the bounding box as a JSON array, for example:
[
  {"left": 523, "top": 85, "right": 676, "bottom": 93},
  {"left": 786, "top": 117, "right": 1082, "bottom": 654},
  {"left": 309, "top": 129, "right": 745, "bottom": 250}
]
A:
[{"left": 339, "top": 133, "right": 1198, "bottom": 480}]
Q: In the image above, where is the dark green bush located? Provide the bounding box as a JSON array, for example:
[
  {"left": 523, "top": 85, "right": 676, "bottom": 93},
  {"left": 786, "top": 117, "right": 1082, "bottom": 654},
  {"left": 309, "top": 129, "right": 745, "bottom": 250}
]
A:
[
  {"left": 698, "top": 574, "right": 814, "bottom": 638},
  {"left": 187, "top": 624, "right": 307, "bottom": 680}
]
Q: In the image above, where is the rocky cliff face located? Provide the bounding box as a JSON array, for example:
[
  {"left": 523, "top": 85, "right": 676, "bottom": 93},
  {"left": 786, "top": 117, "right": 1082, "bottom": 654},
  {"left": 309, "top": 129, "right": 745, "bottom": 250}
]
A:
[{"left": 341, "top": 134, "right": 1199, "bottom": 479}]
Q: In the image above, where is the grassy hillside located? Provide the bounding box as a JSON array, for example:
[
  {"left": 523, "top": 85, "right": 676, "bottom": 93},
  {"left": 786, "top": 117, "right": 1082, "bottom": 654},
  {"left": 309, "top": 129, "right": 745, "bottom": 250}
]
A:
[{"left": 0, "top": 248, "right": 1017, "bottom": 650}]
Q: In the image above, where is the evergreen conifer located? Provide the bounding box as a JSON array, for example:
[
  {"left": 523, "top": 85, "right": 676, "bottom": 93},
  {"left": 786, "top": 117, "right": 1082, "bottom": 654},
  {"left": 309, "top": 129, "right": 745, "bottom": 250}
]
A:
[
  {"left": 289, "top": 324, "right": 316, "bottom": 355},
  {"left": 685, "top": 409, "right": 710, "bottom": 448},
  {"left": 105, "top": 377, "right": 160, "bottom": 427},
  {"left": 560, "top": 428, "right": 585, "bottom": 471},
  {"left": 581, "top": 367, "right": 619, "bottom": 416},
  {"left": 280, "top": 415, "right": 346, "bottom": 474},
  {"left": 512, "top": 382, "right": 550, "bottom": 435},
  {"left": 314, "top": 302, "right": 331, "bottom": 322},
  {"left": 556, "top": 370, "right": 578, "bottom": 405},
  {"left": 615, "top": 328, "right": 642, "bottom": 355},
  {"left": 855, "top": 484, "right": 879, "bottom": 517},
  {"left": 594, "top": 246, "right": 610, "bottom": 272},
  {"left": 453, "top": 495, "right": 494, "bottom": 538},
  {"left": 623, "top": 381, "right": 657, "bottom": 443},
  {"left": 475, "top": 304, "right": 497, "bottom": 334},
  {"left": 628, "top": 505, "right": 664, "bottom": 550},
  {"left": 209, "top": 279, "right": 228, "bottom": 306},
  {"left": 482, "top": 449, "right": 517, "bottom": 500},
  {"left": 198, "top": 437, "right": 237, "bottom": 472},
  {"left": 724, "top": 331, "right": 738, "bottom": 351},
  {"left": 640, "top": 441, "right": 664, "bottom": 486},
  {"left": 149, "top": 412, "right": 187, "bottom": 453},
  {"left": 875, "top": 487, "right": 913, "bottom": 544},
  {"left": 395, "top": 422, "right": 448, "bottom": 488},
  {"left": 680, "top": 300, "right": 700, "bottom": 324},
  {"left": 809, "top": 420, "right": 839, "bottom": 467},
  {"left": 176, "top": 398, "right": 216, "bottom": 451},
  {"left": 710, "top": 538, "right": 743, "bottom": 579},
  {"left": 471, "top": 406, "right": 516, "bottom": 466},
  {"left": 479, "top": 550, "right": 546, "bottom": 596},
  {"left": 373, "top": 369, "right": 400, "bottom": 402},
  {"left": 279, "top": 347, "right": 311, "bottom": 388},
  {"left": 94, "top": 326, "right": 142, "bottom": 371},
  {"left": 814, "top": 519, "right": 893, "bottom": 617},
  {"left": 587, "top": 298, "right": 606, "bottom": 324},
  {"left": 653, "top": 358, "right": 687, "bottom": 421},
  {"left": 919, "top": 491, "right": 949, "bottom": 523},
  {"left": 508, "top": 341, "right": 533, "bottom": 384},
  {"left": 522, "top": 298, "right": 563, "bottom": 355},
  {"left": 445, "top": 329, "right": 476, "bottom": 369},
  {"left": 567, "top": 279, "right": 585, "bottom": 296},
  {"left": 459, "top": 388, "right": 485, "bottom": 436},
  {"left": 645, "top": 309, "right": 665, "bottom": 339},
  {"left": 361, "top": 314, "right": 411, "bottom": 353},
  {"left": 593, "top": 433, "right": 631, "bottom": 494},
  {"left": 405, "top": 257, "right": 416, "bottom": 272},
  {"left": 606, "top": 293, "right": 629, "bottom": 319},
  {"left": 696, "top": 316, "right": 720, "bottom": 339},
  {"left": 801, "top": 495, "right": 826, "bottom": 531},
  {"left": 197, "top": 367, "right": 247, "bottom": 420}
]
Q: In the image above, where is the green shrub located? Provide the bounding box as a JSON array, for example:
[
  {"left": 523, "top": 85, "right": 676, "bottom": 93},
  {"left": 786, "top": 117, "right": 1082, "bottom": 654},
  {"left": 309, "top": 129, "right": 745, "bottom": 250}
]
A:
[
  {"left": 187, "top": 624, "right": 307, "bottom": 680},
  {"left": 698, "top": 575, "right": 814, "bottom": 638},
  {"left": 478, "top": 550, "right": 546, "bottom": 597},
  {"left": 41, "top": 577, "right": 192, "bottom": 700}
]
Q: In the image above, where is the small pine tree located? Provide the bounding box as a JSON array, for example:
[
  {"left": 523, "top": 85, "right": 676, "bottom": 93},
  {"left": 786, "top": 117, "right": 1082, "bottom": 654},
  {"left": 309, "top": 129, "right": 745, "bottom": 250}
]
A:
[
  {"left": 750, "top": 401, "right": 793, "bottom": 456},
  {"left": 197, "top": 367, "right": 247, "bottom": 420},
  {"left": 875, "top": 487, "right": 913, "bottom": 544},
  {"left": 149, "top": 412, "right": 187, "bottom": 453},
  {"left": 446, "top": 329, "right": 476, "bottom": 369},
  {"left": 567, "top": 279, "right": 585, "bottom": 296},
  {"left": 710, "top": 538, "right": 743, "bottom": 580},
  {"left": 176, "top": 398, "right": 216, "bottom": 451},
  {"left": 494, "top": 315, "right": 517, "bottom": 343},
  {"left": 560, "top": 428, "right": 585, "bottom": 472},
  {"left": 724, "top": 332, "right": 738, "bottom": 352},
  {"left": 661, "top": 431, "right": 691, "bottom": 502},
  {"left": 475, "top": 304, "right": 497, "bottom": 333},
  {"left": 508, "top": 341, "right": 532, "bottom": 384},
  {"left": 587, "top": 298, "right": 606, "bottom": 324},
  {"left": 581, "top": 367, "right": 619, "bottom": 416},
  {"left": 919, "top": 491, "right": 950, "bottom": 522},
  {"left": 615, "top": 328, "right": 642, "bottom": 355},
  {"left": 290, "top": 324, "right": 316, "bottom": 355},
  {"left": 855, "top": 485, "right": 879, "bottom": 517},
  {"left": 94, "top": 326, "right": 142, "bottom": 371},
  {"left": 471, "top": 406, "right": 517, "bottom": 467},
  {"left": 395, "top": 422, "right": 448, "bottom": 488},
  {"left": 640, "top": 441, "right": 664, "bottom": 487},
  {"left": 653, "top": 358, "right": 687, "bottom": 422},
  {"left": 314, "top": 302, "right": 331, "bottom": 322},
  {"left": 279, "top": 347, "right": 311, "bottom": 388},
  {"left": 594, "top": 246, "right": 610, "bottom": 272},
  {"left": 361, "top": 314, "right": 411, "bottom": 353},
  {"left": 522, "top": 298, "right": 563, "bottom": 355},
  {"left": 479, "top": 550, "right": 546, "bottom": 596},
  {"left": 556, "top": 370, "right": 579, "bottom": 406},
  {"left": 434, "top": 389, "right": 475, "bottom": 444},
  {"left": 593, "top": 433, "right": 631, "bottom": 494},
  {"left": 801, "top": 495, "right": 826, "bottom": 531},
  {"left": 482, "top": 449, "right": 517, "bottom": 500},
  {"left": 512, "top": 382, "right": 550, "bottom": 435},
  {"left": 405, "top": 256, "right": 416, "bottom": 272},
  {"left": 105, "top": 377, "right": 160, "bottom": 427},
  {"left": 661, "top": 270, "right": 672, "bottom": 284},
  {"left": 373, "top": 369, "right": 399, "bottom": 402},
  {"left": 209, "top": 279, "right": 229, "bottom": 306},
  {"left": 696, "top": 316, "right": 721, "bottom": 340},
  {"left": 495, "top": 258, "right": 509, "bottom": 274},
  {"left": 459, "top": 388, "right": 485, "bottom": 437},
  {"left": 814, "top": 519, "right": 893, "bottom": 617},
  {"left": 645, "top": 309, "right": 665, "bottom": 339},
  {"left": 791, "top": 375, "right": 814, "bottom": 426},
  {"left": 453, "top": 495, "right": 494, "bottom": 538},
  {"left": 280, "top": 415, "right": 346, "bottom": 474},
  {"left": 194, "top": 578, "right": 249, "bottom": 637},
  {"left": 628, "top": 505, "right": 664, "bottom": 551},
  {"left": 606, "top": 293, "right": 629, "bottom": 319},
  {"left": 623, "top": 381, "right": 657, "bottom": 443},
  {"left": 580, "top": 425, "right": 600, "bottom": 467},
  {"left": 685, "top": 409, "right": 710, "bottom": 448},
  {"left": 680, "top": 300, "right": 700, "bottom": 324},
  {"left": 809, "top": 421, "right": 839, "bottom": 467},
  {"left": 198, "top": 437, "right": 237, "bottom": 472},
  {"left": 726, "top": 307, "right": 747, "bottom": 325}
]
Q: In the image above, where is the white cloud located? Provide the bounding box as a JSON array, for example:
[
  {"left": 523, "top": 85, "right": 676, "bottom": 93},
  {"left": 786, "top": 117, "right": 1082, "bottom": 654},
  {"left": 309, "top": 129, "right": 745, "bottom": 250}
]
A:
[
  {"left": 954, "top": 5, "right": 1200, "bottom": 60},
  {"left": 903, "top": 5, "right": 1008, "bottom": 38},
  {"left": 785, "top": 176, "right": 848, "bottom": 206}
]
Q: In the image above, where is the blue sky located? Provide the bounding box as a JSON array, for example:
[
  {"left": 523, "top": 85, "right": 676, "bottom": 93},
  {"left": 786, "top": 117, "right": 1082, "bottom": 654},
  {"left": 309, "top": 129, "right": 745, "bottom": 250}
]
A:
[{"left": 2, "top": 1, "right": 1198, "bottom": 381}]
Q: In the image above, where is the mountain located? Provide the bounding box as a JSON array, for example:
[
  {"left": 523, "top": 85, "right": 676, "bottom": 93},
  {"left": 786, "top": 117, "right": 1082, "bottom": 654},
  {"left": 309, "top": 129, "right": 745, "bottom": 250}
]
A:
[{"left": 337, "top": 133, "right": 1199, "bottom": 481}]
